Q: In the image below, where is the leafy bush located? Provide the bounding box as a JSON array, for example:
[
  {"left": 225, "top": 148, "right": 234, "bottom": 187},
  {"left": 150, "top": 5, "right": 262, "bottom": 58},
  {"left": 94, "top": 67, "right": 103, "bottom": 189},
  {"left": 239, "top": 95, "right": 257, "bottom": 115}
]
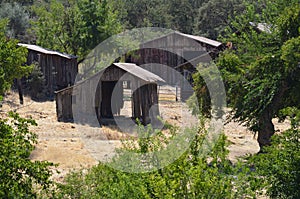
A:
[
  {"left": 57, "top": 118, "right": 255, "bottom": 198},
  {"left": 245, "top": 107, "right": 300, "bottom": 199},
  {"left": 56, "top": 110, "right": 300, "bottom": 198},
  {"left": 0, "top": 112, "right": 54, "bottom": 198}
]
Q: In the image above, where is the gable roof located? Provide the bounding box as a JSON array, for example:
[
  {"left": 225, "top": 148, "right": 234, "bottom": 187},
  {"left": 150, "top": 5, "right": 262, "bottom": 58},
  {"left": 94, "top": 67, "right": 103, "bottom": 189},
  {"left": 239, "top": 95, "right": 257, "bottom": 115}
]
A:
[
  {"left": 113, "top": 63, "right": 165, "bottom": 83},
  {"left": 56, "top": 62, "right": 164, "bottom": 93},
  {"left": 177, "top": 32, "right": 222, "bottom": 47},
  {"left": 142, "top": 31, "right": 223, "bottom": 48},
  {"left": 18, "top": 43, "right": 77, "bottom": 59}
]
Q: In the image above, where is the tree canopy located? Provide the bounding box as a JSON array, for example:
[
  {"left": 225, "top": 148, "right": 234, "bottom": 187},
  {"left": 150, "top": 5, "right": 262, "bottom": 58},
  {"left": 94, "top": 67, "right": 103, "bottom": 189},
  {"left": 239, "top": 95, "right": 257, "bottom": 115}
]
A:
[
  {"left": 31, "top": 0, "right": 122, "bottom": 60},
  {"left": 193, "top": 0, "right": 245, "bottom": 40},
  {"left": 0, "top": 2, "right": 30, "bottom": 41},
  {"left": 0, "top": 19, "right": 32, "bottom": 101},
  {"left": 193, "top": 0, "right": 300, "bottom": 149}
]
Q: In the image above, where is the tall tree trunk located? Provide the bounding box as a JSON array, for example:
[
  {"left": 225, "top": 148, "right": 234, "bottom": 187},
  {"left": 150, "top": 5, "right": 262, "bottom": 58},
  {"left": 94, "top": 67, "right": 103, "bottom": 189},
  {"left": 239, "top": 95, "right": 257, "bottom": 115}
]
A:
[
  {"left": 257, "top": 110, "right": 275, "bottom": 151},
  {"left": 257, "top": 81, "right": 288, "bottom": 151}
]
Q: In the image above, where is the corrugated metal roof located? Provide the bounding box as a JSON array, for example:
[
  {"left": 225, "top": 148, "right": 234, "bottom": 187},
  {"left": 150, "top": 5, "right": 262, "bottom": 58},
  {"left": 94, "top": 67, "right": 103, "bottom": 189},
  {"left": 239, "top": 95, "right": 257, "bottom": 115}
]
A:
[
  {"left": 56, "top": 63, "right": 165, "bottom": 93},
  {"left": 177, "top": 32, "right": 222, "bottom": 47},
  {"left": 142, "top": 31, "right": 222, "bottom": 48},
  {"left": 113, "top": 63, "right": 165, "bottom": 83},
  {"left": 18, "top": 43, "right": 77, "bottom": 59}
]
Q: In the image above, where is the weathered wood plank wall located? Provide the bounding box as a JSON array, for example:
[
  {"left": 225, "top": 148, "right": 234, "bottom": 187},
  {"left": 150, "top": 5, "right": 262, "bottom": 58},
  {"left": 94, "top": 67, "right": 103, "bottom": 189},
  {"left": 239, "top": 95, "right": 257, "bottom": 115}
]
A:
[
  {"left": 127, "top": 32, "right": 223, "bottom": 101},
  {"left": 25, "top": 49, "right": 78, "bottom": 97},
  {"left": 56, "top": 64, "right": 161, "bottom": 125}
]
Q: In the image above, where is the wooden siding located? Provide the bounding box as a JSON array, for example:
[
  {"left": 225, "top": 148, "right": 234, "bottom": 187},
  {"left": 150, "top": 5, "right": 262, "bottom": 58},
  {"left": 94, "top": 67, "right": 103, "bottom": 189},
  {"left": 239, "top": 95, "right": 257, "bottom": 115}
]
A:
[
  {"left": 127, "top": 32, "right": 224, "bottom": 101},
  {"left": 23, "top": 46, "right": 78, "bottom": 98},
  {"left": 56, "top": 63, "right": 161, "bottom": 125}
]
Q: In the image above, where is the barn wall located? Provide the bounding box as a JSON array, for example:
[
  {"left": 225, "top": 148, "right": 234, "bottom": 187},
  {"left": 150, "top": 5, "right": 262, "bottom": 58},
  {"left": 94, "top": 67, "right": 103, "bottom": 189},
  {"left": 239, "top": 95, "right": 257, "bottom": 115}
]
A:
[
  {"left": 128, "top": 32, "right": 219, "bottom": 101},
  {"left": 72, "top": 74, "right": 101, "bottom": 125},
  {"left": 55, "top": 65, "right": 161, "bottom": 125},
  {"left": 128, "top": 33, "right": 210, "bottom": 85},
  {"left": 25, "top": 50, "right": 78, "bottom": 97},
  {"left": 56, "top": 74, "right": 101, "bottom": 124},
  {"left": 70, "top": 67, "right": 131, "bottom": 124},
  {"left": 55, "top": 87, "right": 73, "bottom": 122}
]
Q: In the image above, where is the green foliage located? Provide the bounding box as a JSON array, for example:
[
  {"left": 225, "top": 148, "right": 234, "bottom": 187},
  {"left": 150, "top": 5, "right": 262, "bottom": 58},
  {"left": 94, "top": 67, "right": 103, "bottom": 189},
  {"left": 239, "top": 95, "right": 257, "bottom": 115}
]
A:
[
  {"left": 192, "top": 0, "right": 300, "bottom": 147},
  {"left": 243, "top": 108, "right": 300, "bottom": 199},
  {"left": 188, "top": 62, "right": 226, "bottom": 119},
  {"left": 56, "top": 118, "right": 257, "bottom": 198},
  {"left": 168, "top": 0, "right": 194, "bottom": 33},
  {"left": 193, "top": 0, "right": 245, "bottom": 40},
  {"left": 53, "top": 117, "right": 298, "bottom": 199},
  {"left": 0, "top": 112, "right": 54, "bottom": 198},
  {"left": 31, "top": 0, "right": 122, "bottom": 60},
  {"left": 189, "top": 70, "right": 211, "bottom": 118},
  {"left": 118, "top": 0, "right": 206, "bottom": 34},
  {"left": 0, "top": 2, "right": 30, "bottom": 41},
  {"left": 227, "top": 0, "right": 299, "bottom": 130},
  {"left": 0, "top": 19, "right": 32, "bottom": 101},
  {"left": 118, "top": 0, "right": 172, "bottom": 29}
]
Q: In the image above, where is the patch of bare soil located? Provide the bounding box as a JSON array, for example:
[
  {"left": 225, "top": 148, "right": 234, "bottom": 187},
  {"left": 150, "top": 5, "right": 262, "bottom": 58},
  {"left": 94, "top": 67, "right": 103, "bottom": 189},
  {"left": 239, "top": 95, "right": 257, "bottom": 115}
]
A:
[{"left": 0, "top": 91, "right": 290, "bottom": 182}]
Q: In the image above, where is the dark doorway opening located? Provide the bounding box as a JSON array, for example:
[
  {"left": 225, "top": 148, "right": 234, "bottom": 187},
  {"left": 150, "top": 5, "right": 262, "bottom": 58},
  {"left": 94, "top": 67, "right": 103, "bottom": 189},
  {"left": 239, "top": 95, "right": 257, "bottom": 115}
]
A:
[{"left": 100, "top": 81, "right": 123, "bottom": 119}]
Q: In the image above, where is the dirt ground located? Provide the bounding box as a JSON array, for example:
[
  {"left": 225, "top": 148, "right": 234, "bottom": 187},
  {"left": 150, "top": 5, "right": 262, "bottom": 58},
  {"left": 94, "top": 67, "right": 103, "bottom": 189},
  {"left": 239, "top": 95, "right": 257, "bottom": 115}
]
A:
[{"left": 0, "top": 91, "right": 290, "bottom": 182}]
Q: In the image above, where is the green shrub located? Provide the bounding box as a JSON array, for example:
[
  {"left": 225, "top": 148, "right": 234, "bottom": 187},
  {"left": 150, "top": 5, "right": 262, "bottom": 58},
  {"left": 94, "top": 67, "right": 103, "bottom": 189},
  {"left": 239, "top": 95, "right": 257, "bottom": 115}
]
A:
[
  {"left": 245, "top": 107, "right": 300, "bottom": 199},
  {"left": 0, "top": 112, "right": 54, "bottom": 198},
  {"left": 57, "top": 118, "right": 255, "bottom": 198},
  {"left": 57, "top": 114, "right": 300, "bottom": 198}
]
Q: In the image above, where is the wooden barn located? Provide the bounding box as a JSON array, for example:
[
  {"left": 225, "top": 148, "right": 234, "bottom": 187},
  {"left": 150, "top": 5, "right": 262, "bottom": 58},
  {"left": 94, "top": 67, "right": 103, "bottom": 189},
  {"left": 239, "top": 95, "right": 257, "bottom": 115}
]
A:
[
  {"left": 126, "top": 31, "right": 224, "bottom": 100},
  {"left": 18, "top": 43, "right": 78, "bottom": 98},
  {"left": 55, "top": 63, "right": 164, "bottom": 126}
]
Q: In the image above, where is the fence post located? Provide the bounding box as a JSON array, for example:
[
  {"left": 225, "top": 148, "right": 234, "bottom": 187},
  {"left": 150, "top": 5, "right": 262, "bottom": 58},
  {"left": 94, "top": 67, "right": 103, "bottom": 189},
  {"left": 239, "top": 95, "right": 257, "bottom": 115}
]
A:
[{"left": 175, "top": 86, "right": 178, "bottom": 102}]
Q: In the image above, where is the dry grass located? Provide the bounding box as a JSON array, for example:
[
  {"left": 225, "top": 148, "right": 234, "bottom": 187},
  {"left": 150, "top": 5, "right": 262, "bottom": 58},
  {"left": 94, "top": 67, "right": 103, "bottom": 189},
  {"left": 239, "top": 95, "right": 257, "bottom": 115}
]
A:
[{"left": 0, "top": 90, "right": 290, "bottom": 183}]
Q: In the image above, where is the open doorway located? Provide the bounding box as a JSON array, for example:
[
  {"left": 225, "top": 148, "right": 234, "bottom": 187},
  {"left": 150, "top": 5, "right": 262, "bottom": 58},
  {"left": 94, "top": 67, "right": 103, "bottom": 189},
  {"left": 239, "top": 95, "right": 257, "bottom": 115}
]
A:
[{"left": 100, "top": 81, "right": 123, "bottom": 119}]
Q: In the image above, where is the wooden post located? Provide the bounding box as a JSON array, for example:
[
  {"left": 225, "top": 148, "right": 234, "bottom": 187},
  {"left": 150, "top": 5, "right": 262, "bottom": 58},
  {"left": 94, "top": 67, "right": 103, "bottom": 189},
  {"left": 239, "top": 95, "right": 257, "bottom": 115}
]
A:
[
  {"left": 17, "top": 79, "right": 24, "bottom": 105},
  {"left": 175, "top": 86, "right": 178, "bottom": 102}
]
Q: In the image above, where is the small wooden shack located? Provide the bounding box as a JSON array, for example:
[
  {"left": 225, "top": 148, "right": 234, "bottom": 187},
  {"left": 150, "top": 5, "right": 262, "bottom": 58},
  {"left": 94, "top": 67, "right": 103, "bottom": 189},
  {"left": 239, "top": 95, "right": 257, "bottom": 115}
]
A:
[
  {"left": 18, "top": 43, "right": 78, "bottom": 97},
  {"left": 55, "top": 63, "right": 164, "bottom": 125},
  {"left": 127, "top": 31, "right": 224, "bottom": 100}
]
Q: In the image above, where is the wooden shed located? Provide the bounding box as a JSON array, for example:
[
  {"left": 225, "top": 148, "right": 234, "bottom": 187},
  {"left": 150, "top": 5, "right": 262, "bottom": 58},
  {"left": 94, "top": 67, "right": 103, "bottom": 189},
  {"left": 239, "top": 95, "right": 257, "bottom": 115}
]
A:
[
  {"left": 126, "top": 31, "right": 224, "bottom": 100},
  {"left": 55, "top": 63, "right": 164, "bottom": 126},
  {"left": 18, "top": 43, "right": 78, "bottom": 98}
]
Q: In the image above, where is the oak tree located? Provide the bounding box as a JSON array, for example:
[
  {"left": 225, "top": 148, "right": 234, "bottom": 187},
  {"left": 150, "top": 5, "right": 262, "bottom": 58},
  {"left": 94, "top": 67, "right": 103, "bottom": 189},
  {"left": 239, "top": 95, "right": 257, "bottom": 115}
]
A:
[{"left": 219, "top": 0, "right": 300, "bottom": 150}]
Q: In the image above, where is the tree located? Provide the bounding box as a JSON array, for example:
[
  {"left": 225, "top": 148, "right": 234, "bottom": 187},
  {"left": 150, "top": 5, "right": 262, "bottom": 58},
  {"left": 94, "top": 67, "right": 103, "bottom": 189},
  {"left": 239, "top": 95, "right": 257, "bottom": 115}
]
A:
[
  {"left": 119, "top": 0, "right": 206, "bottom": 34},
  {"left": 0, "top": 19, "right": 32, "bottom": 101},
  {"left": 31, "top": 0, "right": 122, "bottom": 60},
  {"left": 193, "top": 0, "right": 300, "bottom": 150},
  {"left": 118, "top": 0, "right": 172, "bottom": 29},
  {"left": 0, "top": 112, "right": 54, "bottom": 198},
  {"left": 0, "top": 2, "right": 30, "bottom": 41},
  {"left": 193, "top": 0, "right": 244, "bottom": 40},
  {"left": 246, "top": 107, "right": 300, "bottom": 198},
  {"left": 168, "top": 0, "right": 194, "bottom": 33}
]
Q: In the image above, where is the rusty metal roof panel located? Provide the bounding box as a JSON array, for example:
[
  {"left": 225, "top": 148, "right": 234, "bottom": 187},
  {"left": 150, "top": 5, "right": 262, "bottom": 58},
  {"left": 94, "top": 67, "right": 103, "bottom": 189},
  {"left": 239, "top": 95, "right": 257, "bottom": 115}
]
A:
[
  {"left": 113, "top": 63, "right": 165, "bottom": 83},
  {"left": 18, "top": 43, "right": 77, "bottom": 59}
]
